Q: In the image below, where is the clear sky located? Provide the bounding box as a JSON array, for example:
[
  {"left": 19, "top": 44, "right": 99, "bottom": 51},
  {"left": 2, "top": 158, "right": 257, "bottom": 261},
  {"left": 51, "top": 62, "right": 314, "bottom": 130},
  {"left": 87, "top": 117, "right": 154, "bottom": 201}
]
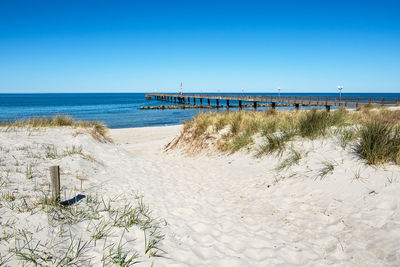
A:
[{"left": 0, "top": 0, "right": 399, "bottom": 93}]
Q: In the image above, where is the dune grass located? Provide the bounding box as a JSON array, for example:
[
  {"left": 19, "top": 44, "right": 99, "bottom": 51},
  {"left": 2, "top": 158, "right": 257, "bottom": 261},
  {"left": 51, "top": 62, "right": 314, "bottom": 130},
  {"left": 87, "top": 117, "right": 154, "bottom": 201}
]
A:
[
  {"left": 357, "top": 121, "right": 400, "bottom": 164},
  {"left": 175, "top": 107, "right": 400, "bottom": 165},
  {"left": 177, "top": 108, "right": 353, "bottom": 153},
  {"left": 277, "top": 147, "right": 302, "bottom": 170},
  {"left": 0, "top": 115, "right": 110, "bottom": 142}
]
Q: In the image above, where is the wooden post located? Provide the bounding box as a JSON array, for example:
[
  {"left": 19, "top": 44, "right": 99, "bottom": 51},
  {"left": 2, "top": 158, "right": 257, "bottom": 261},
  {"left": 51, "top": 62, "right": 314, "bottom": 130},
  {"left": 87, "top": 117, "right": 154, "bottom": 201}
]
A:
[
  {"left": 253, "top": 101, "right": 257, "bottom": 111},
  {"left": 271, "top": 102, "right": 276, "bottom": 109},
  {"left": 200, "top": 98, "right": 203, "bottom": 106},
  {"left": 226, "top": 100, "right": 230, "bottom": 110},
  {"left": 208, "top": 99, "right": 210, "bottom": 106},
  {"left": 325, "top": 105, "right": 331, "bottom": 112},
  {"left": 239, "top": 100, "right": 242, "bottom": 110},
  {"left": 193, "top": 98, "right": 196, "bottom": 105},
  {"left": 216, "top": 99, "right": 219, "bottom": 109},
  {"left": 50, "top": 165, "right": 60, "bottom": 203},
  {"left": 295, "top": 103, "right": 300, "bottom": 111}
]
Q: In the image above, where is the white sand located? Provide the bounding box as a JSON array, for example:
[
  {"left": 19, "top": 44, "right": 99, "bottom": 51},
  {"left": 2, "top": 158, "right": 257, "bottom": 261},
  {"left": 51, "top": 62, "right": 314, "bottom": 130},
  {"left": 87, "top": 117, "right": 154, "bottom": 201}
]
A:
[
  {"left": 1, "top": 125, "right": 399, "bottom": 266},
  {"left": 111, "top": 126, "right": 400, "bottom": 266}
]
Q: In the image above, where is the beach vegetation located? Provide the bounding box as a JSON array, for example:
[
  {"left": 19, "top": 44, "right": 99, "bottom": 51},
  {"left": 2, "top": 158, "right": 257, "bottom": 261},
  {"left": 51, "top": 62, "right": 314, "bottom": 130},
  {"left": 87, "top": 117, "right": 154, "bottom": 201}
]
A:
[
  {"left": 229, "top": 131, "right": 254, "bottom": 152},
  {"left": 317, "top": 161, "right": 336, "bottom": 179},
  {"left": 102, "top": 231, "right": 139, "bottom": 266},
  {"left": 45, "top": 145, "right": 58, "bottom": 159},
  {"left": 352, "top": 167, "right": 368, "bottom": 183},
  {"left": 298, "top": 108, "right": 350, "bottom": 139},
  {"left": 338, "top": 127, "right": 358, "bottom": 149},
  {"left": 357, "top": 120, "right": 400, "bottom": 164},
  {"left": 0, "top": 140, "right": 165, "bottom": 264},
  {"left": 277, "top": 147, "right": 302, "bottom": 170},
  {"left": 25, "top": 163, "right": 34, "bottom": 179},
  {"left": 62, "top": 145, "right": 83, "bottom": 156},
  {"left": 257, "top": 131, "right": 295, "bottom": 156},
  {"left": 0, "top": 115, "right": 110, "bottom": 142},
  {"left": 170, "top": 108, "right": 400, "bottom": 166}
]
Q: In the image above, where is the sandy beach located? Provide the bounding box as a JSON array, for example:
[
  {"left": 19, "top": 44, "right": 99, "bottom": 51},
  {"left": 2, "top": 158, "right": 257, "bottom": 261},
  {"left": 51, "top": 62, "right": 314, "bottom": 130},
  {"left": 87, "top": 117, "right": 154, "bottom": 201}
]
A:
[
  {"left": 2, "top": 0, "right": 399, "bottom": 265},
  {"left": 110, "top": 125, "right": 400, "bottom": 266},
  {"left": 0, "top": 122, "right": 399, "bottom": 266}
]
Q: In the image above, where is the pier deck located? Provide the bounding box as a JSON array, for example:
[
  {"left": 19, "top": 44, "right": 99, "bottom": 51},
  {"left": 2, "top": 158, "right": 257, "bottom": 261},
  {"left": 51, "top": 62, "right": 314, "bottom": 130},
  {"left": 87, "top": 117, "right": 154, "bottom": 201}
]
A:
[{"left": 145, "top": 93, "right": 399, "bottom": 111}]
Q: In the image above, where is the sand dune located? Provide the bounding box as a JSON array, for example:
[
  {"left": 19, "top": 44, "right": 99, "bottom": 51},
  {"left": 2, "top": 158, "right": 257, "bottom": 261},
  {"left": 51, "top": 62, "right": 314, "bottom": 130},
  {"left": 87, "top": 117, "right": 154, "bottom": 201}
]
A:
[
  {"left": 111, "top": 126, "right": 400, "bottom": 266},
  {"left": 0, "top": 125, "right": 399, "bottom": 266}
]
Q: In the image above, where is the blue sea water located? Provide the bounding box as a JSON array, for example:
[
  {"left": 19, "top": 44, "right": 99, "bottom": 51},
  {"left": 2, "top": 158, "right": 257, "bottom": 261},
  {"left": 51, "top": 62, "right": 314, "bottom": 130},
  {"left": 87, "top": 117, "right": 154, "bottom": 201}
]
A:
[{"left": 0, "top": 93, "right": 399, "bottom": 129}]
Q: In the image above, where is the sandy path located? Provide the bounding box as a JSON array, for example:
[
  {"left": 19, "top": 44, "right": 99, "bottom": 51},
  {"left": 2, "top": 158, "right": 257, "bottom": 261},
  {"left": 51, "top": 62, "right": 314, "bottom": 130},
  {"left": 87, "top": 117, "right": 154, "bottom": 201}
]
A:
[{"left": 110, "top": 126, "right": 400, "bottom": 266}]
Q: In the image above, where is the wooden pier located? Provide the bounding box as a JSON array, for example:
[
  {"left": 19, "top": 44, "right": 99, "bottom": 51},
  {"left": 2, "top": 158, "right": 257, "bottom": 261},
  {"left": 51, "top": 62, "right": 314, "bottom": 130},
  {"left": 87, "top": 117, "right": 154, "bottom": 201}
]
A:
[{"left": 145, "top": 93, "right": 399, "bottom": 111}]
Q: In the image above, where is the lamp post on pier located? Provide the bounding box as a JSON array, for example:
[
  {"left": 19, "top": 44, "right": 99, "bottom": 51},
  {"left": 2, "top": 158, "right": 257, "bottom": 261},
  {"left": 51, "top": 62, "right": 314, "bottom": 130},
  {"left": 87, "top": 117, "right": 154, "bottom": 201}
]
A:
[
  {"left": 278, "top": 88, "right": 281, "bottom": 103},
  {"left": 338, "top": 86, "right": 343, "bottom": 106}
]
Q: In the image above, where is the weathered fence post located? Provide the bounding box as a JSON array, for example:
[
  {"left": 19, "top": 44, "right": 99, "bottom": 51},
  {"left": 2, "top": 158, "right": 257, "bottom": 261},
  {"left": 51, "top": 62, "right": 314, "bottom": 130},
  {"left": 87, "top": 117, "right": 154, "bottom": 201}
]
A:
[{"left": 50, "top": 165, "right": 60, "bottom": 203}]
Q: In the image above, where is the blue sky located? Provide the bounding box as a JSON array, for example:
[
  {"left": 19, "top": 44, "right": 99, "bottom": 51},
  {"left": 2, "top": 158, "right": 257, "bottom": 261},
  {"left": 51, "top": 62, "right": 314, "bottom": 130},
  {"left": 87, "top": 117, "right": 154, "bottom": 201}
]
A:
[{"left": 0, "top": 0, "right": 399, "bottom": 93}]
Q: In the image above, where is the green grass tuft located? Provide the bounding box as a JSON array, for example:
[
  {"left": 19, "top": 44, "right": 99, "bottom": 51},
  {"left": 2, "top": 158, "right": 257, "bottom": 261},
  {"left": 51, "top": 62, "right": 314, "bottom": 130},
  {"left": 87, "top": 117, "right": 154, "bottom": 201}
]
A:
[{"left": 357, "top": 121, "right": 400, "bottom": 164}]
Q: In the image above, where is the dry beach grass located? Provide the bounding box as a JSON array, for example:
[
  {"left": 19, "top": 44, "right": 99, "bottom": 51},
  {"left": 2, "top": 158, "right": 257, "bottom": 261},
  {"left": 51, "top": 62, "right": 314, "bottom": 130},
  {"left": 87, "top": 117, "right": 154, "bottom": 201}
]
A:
[
  {"left": 168, "top": 107, "right": 400, "bottom": 165},
  {"left": 0, "top": 115, "right": 110, "bottom": 142}
]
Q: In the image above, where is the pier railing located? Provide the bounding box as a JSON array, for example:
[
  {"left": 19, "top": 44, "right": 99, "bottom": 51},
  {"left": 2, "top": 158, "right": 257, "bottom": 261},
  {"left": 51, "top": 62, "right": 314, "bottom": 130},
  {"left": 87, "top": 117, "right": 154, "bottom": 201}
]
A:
[{"left": 146, "top": 93, "right": 399, "bottom": 107}]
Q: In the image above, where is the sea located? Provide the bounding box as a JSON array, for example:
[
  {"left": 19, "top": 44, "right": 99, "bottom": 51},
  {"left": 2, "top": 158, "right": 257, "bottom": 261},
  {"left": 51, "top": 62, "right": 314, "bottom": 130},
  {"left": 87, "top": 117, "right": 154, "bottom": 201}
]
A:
[{"left": 0, "top": 93, "right": 399, "bottom": 129}]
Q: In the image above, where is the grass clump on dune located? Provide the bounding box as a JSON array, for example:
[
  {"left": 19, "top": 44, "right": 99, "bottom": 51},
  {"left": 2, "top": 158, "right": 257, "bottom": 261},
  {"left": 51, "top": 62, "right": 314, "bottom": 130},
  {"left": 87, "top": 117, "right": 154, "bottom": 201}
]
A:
[
  {"left": 298, "top": 108, "right": 350, "bottom": 139},
  {"left": 357, "top": 121, "right": 400, "bottom": 164},
  {"left": 0, "top": 115, "right": 110, "bottom": 142}
]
